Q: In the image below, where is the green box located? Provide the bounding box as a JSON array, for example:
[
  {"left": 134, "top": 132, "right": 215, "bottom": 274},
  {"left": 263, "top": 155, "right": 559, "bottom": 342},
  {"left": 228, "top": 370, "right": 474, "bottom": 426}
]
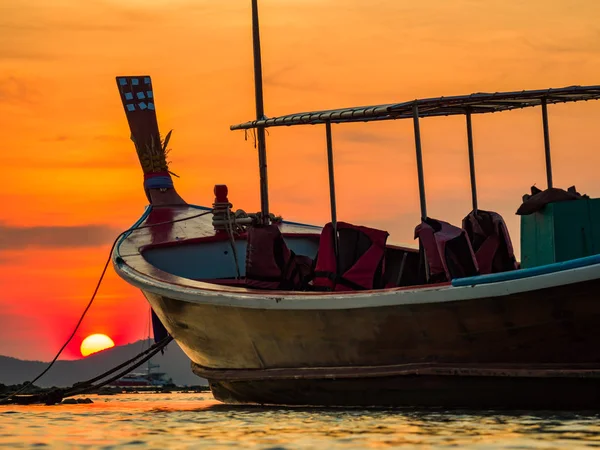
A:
[{"left": 520, "top": 198, "right": 600, "bottom": 268}]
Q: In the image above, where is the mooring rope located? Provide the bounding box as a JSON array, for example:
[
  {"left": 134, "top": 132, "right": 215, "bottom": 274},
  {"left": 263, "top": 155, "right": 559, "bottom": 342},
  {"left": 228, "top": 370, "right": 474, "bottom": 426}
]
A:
[
  {"left": 64, "top": 335, "right": 173, "bottom": 395},
  {"left": 61, "top": 335, "right": 174, "bottom": 399},
  {"left": 2, "top": 336, "right": 174, "bottom": 406},
  {"left": 0, "top": 208, "right": 213, "bottom": 405}
]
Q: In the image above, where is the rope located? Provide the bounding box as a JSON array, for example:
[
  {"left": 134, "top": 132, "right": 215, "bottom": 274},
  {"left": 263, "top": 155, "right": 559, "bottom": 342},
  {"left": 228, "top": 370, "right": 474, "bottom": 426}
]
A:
[
  {"left": 225, "top": 207, "right": 241, "bottom": 279},
  {"left": 64, "top": 335, "right": 173, "bottom": 395},
  {"left": 63, "top": 336, "right": 173, "bottom": 398},
  {"left": 2, "top": 336, "right": 173, "bottom": 405},
  {"left": 0, "top": 208, "right": 212, "bottom": 405}
]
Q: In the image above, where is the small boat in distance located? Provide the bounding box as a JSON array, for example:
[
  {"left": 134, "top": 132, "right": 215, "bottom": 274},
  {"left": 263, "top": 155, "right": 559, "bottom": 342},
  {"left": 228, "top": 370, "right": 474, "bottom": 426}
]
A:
[
  {"left": 111, "top": 2, "right": 600, "bottom": 409},
  {"left": 110, "top": 363, "right": 174, "bottom": 388}
]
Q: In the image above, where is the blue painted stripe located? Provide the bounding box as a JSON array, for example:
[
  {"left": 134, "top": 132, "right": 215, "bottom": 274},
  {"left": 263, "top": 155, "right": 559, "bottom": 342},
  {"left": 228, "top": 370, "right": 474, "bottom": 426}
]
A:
[
  {"left": 452, "top": 253, "right": 600, "bottom": 287},
  {"left": 188, "top": 204, "right": 213, "bottom": 211},
  {"left": 116, "top": 205, "right": 153, "bottom": 258},
  {"left": 117, "top": 205, "right": 318, "bottom": 261},
  {"left": 144, "top": 176, "right": 173, "bottom": 190},
  {"left": 282, "top": 219, "right": 321, "bottom": 229}
]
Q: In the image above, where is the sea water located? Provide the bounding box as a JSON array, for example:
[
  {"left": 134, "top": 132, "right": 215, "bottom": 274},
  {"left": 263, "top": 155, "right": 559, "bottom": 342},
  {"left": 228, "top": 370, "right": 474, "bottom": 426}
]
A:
[{"left": 1, "top": 392, "right": 599, "bottom": 449}]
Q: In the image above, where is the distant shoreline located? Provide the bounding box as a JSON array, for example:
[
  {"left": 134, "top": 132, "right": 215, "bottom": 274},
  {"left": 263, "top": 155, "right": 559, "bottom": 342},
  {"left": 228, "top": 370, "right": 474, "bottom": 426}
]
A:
[
  {"left": 1, "top": 382, "right": 211, "bottom": 400},
  {"left": 1, "top": 339, "right": 206, "bottom": 389}
]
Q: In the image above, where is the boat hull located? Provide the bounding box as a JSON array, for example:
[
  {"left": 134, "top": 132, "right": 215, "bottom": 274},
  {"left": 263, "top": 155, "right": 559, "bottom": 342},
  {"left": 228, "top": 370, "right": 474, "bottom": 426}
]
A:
[
  {"left": 204, "top": 371, "right": 600, "bottom": 410},
  {"left": 141, "top": 277, "right": 600, "bottom": 409}
]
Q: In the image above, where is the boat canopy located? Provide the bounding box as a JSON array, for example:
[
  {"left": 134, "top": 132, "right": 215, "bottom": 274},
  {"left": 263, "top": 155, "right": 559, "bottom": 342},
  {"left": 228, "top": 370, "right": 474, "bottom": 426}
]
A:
[
  {"left": 226, "top": 2, "right": 600, "bottom": 288},
  {"left": 230, "top": 80, "right": 600, "bottom": 275},
  {"left": 230, "top": 85, "right": 600, "bottom": 130}
]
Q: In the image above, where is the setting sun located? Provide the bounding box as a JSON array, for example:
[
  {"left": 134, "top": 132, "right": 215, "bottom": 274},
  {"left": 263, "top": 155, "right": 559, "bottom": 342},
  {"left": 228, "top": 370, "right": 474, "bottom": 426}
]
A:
[{"left": 80, "top": 333, "right": 115, "bottom": 357}]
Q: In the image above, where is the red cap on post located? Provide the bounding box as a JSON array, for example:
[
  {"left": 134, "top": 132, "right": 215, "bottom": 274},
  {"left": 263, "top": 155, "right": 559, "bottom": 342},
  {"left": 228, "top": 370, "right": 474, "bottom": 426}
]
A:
[{"left": 214, "top": 184, "right": 228, "bottom": 204}]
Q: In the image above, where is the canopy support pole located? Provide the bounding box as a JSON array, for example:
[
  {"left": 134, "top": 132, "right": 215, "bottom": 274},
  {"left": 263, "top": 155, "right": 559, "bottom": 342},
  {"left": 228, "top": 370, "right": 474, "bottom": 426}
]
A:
[
  {"left": 251, "top": 0, "right": 270, "bottom": 223},
  {"left": 412, "top": 104, "right": 427, "bottom": 220},
  {"left": 541, "top": 98, "right": 553, "bottom": 189},
  {"left": 466, "top": 109, "right": 478, "bottom": 212},
  {"left": 325, "top": 121, "right": 339, "bottom": 262}
]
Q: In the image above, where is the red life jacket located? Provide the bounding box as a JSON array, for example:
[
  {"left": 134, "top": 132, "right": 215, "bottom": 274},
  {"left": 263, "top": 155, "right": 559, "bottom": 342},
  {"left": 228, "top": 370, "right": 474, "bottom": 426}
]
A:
[
  {"left": 245, "top": 224, "right": 313, "bottom": 290},
  {"left": 462, "top": 209, "right": 518, "bottom": 274},
  {"left": 312, "top": 222, "right": 389, "bottom": 291},
  {"left": 415, "top": 217, "right": 479, "bottom": 282}
]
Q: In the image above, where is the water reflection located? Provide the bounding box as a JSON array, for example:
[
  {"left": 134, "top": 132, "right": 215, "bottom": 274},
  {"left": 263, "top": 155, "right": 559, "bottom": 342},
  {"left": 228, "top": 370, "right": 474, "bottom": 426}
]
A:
[{"left": 1, "top": 393, "right": 599, "bottom": 449}]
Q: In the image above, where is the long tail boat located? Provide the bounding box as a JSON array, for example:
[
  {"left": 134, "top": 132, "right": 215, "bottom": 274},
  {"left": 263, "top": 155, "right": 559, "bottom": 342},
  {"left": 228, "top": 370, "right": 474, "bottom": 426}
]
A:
[{"left": 112, "top": 1, "right": 600, "bottom": 409}]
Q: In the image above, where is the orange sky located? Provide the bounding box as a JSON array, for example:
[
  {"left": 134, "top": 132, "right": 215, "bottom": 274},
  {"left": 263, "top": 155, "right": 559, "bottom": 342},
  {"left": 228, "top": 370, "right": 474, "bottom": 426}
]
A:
[{"left": 2, "top": 0, "right": 600, "bottom": 361}]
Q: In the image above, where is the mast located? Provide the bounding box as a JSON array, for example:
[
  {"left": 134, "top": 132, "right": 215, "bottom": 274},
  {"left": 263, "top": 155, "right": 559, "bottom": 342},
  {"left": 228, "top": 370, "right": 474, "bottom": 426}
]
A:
[
  {"left": 251, "top": 0, "right": 270, "bottom": 223},
  {"left": 325, "top": 121, "right": 339, "bottom": 264},
  {"left": 541, "top": 98, "right": 553, "bottom": 189},
  {"left": 412, "top": 104, "right": 428, "bottom": 220},
  {"left": 465, "top": 109, "right": 478, "bottom": 212}
]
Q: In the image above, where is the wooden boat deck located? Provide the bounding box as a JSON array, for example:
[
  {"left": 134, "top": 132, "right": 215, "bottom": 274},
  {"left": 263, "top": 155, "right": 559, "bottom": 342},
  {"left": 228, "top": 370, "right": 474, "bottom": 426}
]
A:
[{"left": 114, "top": 204, "right": 600, "bottom": 311}]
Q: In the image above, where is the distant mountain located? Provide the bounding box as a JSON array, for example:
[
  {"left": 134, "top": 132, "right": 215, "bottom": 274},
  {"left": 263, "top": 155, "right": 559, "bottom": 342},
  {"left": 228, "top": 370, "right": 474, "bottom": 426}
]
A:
[{"left": 0, "top": 339, "right": 207, "bottom": 388}]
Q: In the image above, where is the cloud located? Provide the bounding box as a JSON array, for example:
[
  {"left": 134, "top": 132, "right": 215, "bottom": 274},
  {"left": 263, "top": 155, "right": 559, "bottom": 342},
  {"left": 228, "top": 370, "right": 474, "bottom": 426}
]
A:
[
  {"left": 521, "top": 30, "right": 600, "bottom": 55},
  {"left": 0, "top": 76, "right": 39, "bottom": 105},
  {"left": 0, "top": 224, "right": 120, "bottom": 250},
  {"left": 40, "top": 135, "right": 69, "bottom": 142},
  {"left": 337, "top": 129, "right": 406, "bottom": 145},
  {"left": 93, "top": 134, "right": 128, "bottom": 143},
  {"left": 0, "top": 47, "right": 56, "bottom": 61},
  {"left": 261, "top": 64, "right": 331, "bottom": 94},
  {"left": 39, "top": 134, "right": 128, "bottom": 144},
  {"left": 0, "top": 0, "right": 165, "bottom": 33}
]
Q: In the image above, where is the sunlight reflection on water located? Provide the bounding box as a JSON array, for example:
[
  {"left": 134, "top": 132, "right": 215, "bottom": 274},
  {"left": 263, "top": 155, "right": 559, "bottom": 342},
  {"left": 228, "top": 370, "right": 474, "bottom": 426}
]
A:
[{"left": 1, "top": 393, "right": 599, "bottom": 449}]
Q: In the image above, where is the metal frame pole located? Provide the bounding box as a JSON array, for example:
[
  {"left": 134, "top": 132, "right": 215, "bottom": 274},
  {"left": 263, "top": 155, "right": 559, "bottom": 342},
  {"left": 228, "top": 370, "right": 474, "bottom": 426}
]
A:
[
  {"left": 541, "top": 98, "right": 553, "bottom": 189},
  {"left": 466, "top": 109, "right": 478, "bottom": 212},
  {"left": 251, "top": 0, "right": 270, "bottom": 223},
  {"left": 412, "top": 104, "right": 427, "bottom": 220},
  {"left": 325, "top": 121, "right": 339, "bottom": 261}
]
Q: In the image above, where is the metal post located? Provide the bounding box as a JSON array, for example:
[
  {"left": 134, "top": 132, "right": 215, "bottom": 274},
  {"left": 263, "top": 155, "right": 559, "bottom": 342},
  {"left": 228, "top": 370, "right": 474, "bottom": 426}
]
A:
[
  {"left": 325, "top": 121, "right": 339, "bottom": 261},
  {"left": 466, "top": 109, "right": 478, "bottom": 212},
  {"left": 541, "top": 98, "right": 553, "bottom": 189},
  {"left": 412, "top": 104, "right": 427, "bottom": 220},
  {"left": 251, "top": 0, "right": 270, "bottom": 222}
]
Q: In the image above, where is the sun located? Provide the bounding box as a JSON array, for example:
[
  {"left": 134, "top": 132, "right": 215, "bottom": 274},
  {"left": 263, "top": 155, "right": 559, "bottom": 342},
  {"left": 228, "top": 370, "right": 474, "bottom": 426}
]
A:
[{"left": 80, "top": 334, "right": 115, "bottom": 357}]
